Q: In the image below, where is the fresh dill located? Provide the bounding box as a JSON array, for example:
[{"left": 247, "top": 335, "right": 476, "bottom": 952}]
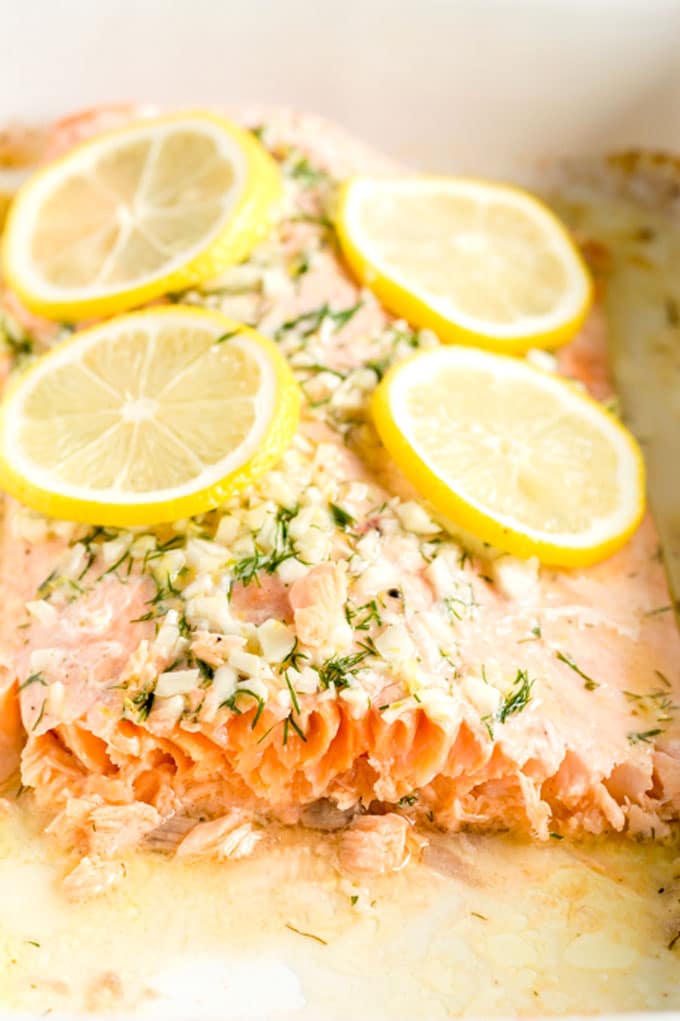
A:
[
  {"left": 282, "top": 712, "right": 307, "bottom": 745},
  {"left": 221, "top": 688, "right": 265, "bottom": 729},
  {"left": 284, "top": 671, "right": 301, "bottom": 714},
  {"left": 129, "top": 688, "right": 155, "bottom": 722},
  {"left": 317, "top": 645, "right": 374, "bottom": 691},
  {"left": 398, "top": 793, "right": 418, "bottom": 807},
  {"left": 518, "top": 624, "right": 542, "bottom": 644},
  {"left": 274, "top": 302, "right": 362, "bottom": 342},
  {"left": 213, "top": 329, "right": 243, "bottom": 345},
  {"left": 32, "top": 700, "right": 46, "bottom": 731},
  {"left": 555, "top": 650, "right": 599, "bottom": 690},
  {"left": 285, "top": 923, "right": 327, "bottom": 945},
  {"left": 231, "top": 504, "right": 300, "bottom": 587},
  {"left": 280, "top": 638, "right": 308, "bottom": 672},
  {"left": 99, "top": 545, "right": 133, "bottom": 579},
  {"left": 643, "top": 604, "right": 673, "bottom": 617},
  {"left": 498, "top": 669, "right": 535, "bottom": 722},
  {"left": 19, "top": 672, "right": 46, "bottom": 691},
  {"left": 287, "top": 155, "right": 331, "bottom": 188},
  {"left": 549, "top": 833, "right": 565, "bottom": 840},
  {"left": 196, "top": 659, "right": 215, "bottom": 687},
  {"left": 329, "top": 502, "right": 355, "bottom": 530},
  {"left": 627, "top": 728, "right": 663, "bottom": 744},
  {"left": 444, "top": 582, "right": 478, "bottom": 622},
  {"left": 345, "top": 599, "right": 382, "bottom": 631}
]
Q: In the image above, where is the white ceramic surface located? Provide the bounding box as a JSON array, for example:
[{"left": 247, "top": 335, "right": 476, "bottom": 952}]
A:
[
  {"left": 1, "top": 0, "right": 680, "bottom": 175},
  {"left": 1, "top": 3, "right": 679, "bottom": 1018}
]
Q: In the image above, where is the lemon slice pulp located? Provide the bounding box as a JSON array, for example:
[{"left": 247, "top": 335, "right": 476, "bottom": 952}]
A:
[
  {"left": 2, "top": 111, "right": 280, "bottom": 321},
  {"left": 337, "top": 176, "right": 592, "bottom": 354},
  {"left": 0, "top": 307, "right": 300, "bottom": 526},
  {"left": 372, "top": 346, "right": 645, "bottom": 566}
]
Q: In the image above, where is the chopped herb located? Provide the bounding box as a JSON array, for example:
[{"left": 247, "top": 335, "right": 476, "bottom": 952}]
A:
[
  {"left": 628, "top": 729, "right": 663, "bottom": 744},
  {"left": 350, "top": 895, "right": 359, "bottom": 906},
  {"left": 518, "top": 624, "right": 542, "bottom": 644},
  {"left": 251, "top": 123, "right": 266, "bottom": 142},
  {"left": 285, "top": 923, "right": 327, "bottom": 945},
  {"left": 481, "top": 714, "right": 495, "bottom": 740},
  {"left": 555, "top": 650, "right": 599, "bottom": 690},
  {"left": 274, "top": 302, "right": 362, "bottom": 342},
  {"left": 221, "top": 688, "right": 265, "bottom": 729},
  {"left": 398, "top": 793, "right": 418, "bottom": 807},
  {"left": 669, "top": 930, "right": 680, "bottom": 952},
  {"left": 317, "top": 648, "right": 371, "bottom": 690},
  {"left": 329, "top": 503, "right": 355, "bottom": 530},
  {"left": 549, "top": 832, "right": 564, "bottom": 840},
  {"left": 196, "top": 659, "right": 215, "bottom": 687},
  {"left": 25, "top": 940, "right": 40, "bottom": 948},
  {"left": 19, "top": 672, "right": 46, "bottom": 691},
  {"left": 288, "top": 155, "right": 331, "bottom": 188},
  {"left": 130, "top": 688, "right": 155, "bottom": 722},
  {"left": 471, "top": 912, "right": 488, "bottom": 921},
  {"left": 32, "top": 700, "right": 46, "bottom": 731},
  {"left": 232, "top": 504, "right": 300, "bottom": 586},
  {"left": 365, "top": 356, "right": 391, "bottom": 380},
  {"left": 283, "top": 712, "right": 307, "bottom": 745},
  {"left": 130, "top": 611, "right": 155, "bottom": 624},
  {"left": 214, "top": 329, "right": 242, "bottom": 345},
  {"left": 37, "top": 569, "right": 59, "bottom": 598},
  {"left": 290, "top": 250, "right": 311, "bottom": 278},
  {"left": 655, "top": 670, "right": 672, "bottom": 689},
  {"left": 644, "top": 605, "right": 673, "bottom": 617},
  {"left": 100, "top": 546, "right": 133, "bottom": 579},
  {"left": 444, "top": 583, "right": 478, "bottom": 622},
  {"left": 346, "top": 599, "right": 382, "bottom": 631},
  {"left": 280, "top": 639, "right": 308, "bottom": 672},
  {"left": 284, "top": 671, "right": 301, "bottom": 715},
  {"left": 378, "top": 704, "right": 391, "bottom": 712},
  {"left": 498, "top": 669, "right": 535, "bottom": 723}
]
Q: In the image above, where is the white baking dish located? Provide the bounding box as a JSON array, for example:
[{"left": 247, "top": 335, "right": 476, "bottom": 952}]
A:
[{"left": 0, "top": 2, "right": 679, "bottom": 1019}]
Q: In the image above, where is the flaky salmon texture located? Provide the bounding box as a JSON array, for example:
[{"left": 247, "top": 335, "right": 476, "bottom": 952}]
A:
[{"left": 0, "top": 106, "right": 679, "bottom": 896}]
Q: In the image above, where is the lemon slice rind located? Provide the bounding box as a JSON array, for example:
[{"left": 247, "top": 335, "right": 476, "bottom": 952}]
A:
[
  {"left": 337, "top": 176, "right": 593, "bottom": 355},
  {"left": 2, "top": 112, "right": 281, "bottom": 321},
  {"left": 0, "top": 306, "right": 301, "bottom": 526},
  {"left": 371, "top": 345, "right": 645, "bottom": 566}
]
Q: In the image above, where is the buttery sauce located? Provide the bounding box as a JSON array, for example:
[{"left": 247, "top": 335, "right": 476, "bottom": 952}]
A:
[{"left": 0, "top": 805, "right": 677, "bottom": 1018}]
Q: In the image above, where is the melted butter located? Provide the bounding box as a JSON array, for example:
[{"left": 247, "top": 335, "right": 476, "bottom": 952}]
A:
[{"left": 0, "top": 808, "right": 678, "bottom": 1017}]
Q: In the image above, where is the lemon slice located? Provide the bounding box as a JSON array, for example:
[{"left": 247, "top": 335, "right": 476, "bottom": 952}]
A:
[
  {"left": 0, "top": 307, "right": 300, "bottom": 526},
  {"left": 2, "top": 112, "right": 281, "bottom": 321},
  {"left": 372, "top": 346, "right": 645, "bottom": 566},
  {"left": 337, "top": 176, "right": 593, "bottom": 355}
]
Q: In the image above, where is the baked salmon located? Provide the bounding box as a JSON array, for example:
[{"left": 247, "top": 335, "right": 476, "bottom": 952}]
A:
[{"left": 0, "top": 107, "right": 678, "bottom": 883}]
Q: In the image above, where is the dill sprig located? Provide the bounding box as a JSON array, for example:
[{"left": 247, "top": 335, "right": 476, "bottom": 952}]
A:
[
  {"left": 345, "top": 599, "right": 382, "bottom": 631},
  {"left": 287, "top": 154, "right": 331, "bottom": 188},
  {"left": 329, "top": 503, "right": 355, "bottom": 530},
  {"left": 627, "top": 728, "right": 663, "bottom": 744},
  {"left": 555, "top": 650, "right": 599, "bottom": 690},
  {"left": 221, "top": 688, "right": 265, "bottom": 729},
  {"left": 231, "top": 504, "right": 300, "bottom": 587},
  {"left": 279, "top": 638, "right": 308, "bottom": 672},
  {"left": 19, "top": 672, "right": 46, "bottom": 691},
  {"left": 274, "top": 302, "right": 362, "bottom": 342},
  {"left": 498, "top": 669, "right": 535, "bottom": 722},
  {"left": 129, "top": 688, "right": 155, "bottom": 722},
  {"left": 482, "top": 668, "right": 536, "bottom": 738},
  {"left": 317, "top": 640, "right": 377, "bottom": 691}
]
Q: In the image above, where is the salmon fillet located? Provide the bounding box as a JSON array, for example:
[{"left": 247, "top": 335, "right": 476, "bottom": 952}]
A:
[{"left": 0, "top": 107, "right": 679, "bottom": 871}]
